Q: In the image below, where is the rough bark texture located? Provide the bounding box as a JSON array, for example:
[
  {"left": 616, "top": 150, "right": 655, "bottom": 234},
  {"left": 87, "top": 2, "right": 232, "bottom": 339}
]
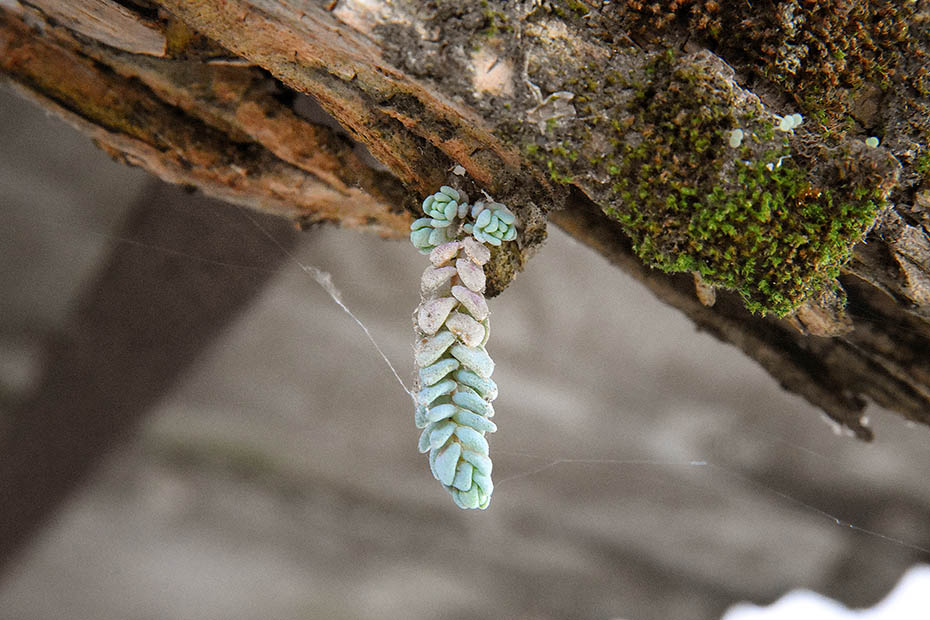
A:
[{"left": 2, "top": 0, "right": 929, "bottom": 439}]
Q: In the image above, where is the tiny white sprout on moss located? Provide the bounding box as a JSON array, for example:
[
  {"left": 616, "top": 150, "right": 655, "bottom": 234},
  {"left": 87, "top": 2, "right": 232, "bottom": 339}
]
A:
[
  {"left": 765, "top": 154, "right": 792, "bottom": 172},
  {"left": 777, "top": 113, "right": 803, "bottom": 132},
  {"left": 728, "top": 128, "right": 745, "bottom": 148},
  {"left": 865, "top": 136, "right": 880, "bottom": 148}
]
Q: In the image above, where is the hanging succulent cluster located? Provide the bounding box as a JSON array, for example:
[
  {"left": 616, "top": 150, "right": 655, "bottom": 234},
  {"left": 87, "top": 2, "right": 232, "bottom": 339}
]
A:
[{"left": 410, "top": 186, "right": 517, "bottom": 509}]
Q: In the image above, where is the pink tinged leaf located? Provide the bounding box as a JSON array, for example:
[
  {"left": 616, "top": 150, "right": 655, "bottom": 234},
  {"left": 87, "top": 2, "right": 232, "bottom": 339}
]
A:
[
  {"left": 429, "top": 241, "right": 462, "bottom": 266},
  {"left": 444, "top": 311, "right": 485, "bottom": 347},
  {"left": 420, "top": 266, "right": 457, "bottom": 295},
  {"left": 452, "top": 285, "right": 489, "bottom": 321},
  {"left": 455, "top": 258, "right": 486, "bottom": 292},
  {"left": 414, "top": 330, "right": 456, "bottom": 366},
  {"left": 417, "top": 297, "right": 458, "bottom": 335},
  {"left": 463, "top": 237, "right": 490, "bottom": 265}
]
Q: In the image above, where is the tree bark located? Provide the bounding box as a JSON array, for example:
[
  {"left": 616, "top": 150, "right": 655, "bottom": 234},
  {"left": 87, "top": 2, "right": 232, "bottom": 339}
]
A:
[{"left": 2, "top": 0, "right": 929, "bottom": 440}]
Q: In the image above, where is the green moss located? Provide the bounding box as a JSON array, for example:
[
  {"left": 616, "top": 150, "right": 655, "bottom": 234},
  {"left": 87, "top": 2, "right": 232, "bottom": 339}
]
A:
[
  {"left": 916, "top": 148, "right": 930, "bottom": 184},
  {"left": 529, "top": 51, "right": 887, "bottom": 316},
  {"left": 547, "top": 0, "right": 590, "bottom": 19},
  {"left": 481, "top": 9, "right": 512, "bottom": 36},
  {"left": 630, "top": 159, "right": 880, "bottom": 315},
  {"left": 620, "top": 1, "right": 915, "bottom": 126}
]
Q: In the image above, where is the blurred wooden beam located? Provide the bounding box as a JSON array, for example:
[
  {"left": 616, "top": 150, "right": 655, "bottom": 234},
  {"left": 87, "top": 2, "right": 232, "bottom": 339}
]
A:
[{"left": 0, "top": 181, "right": 298, "bottom": 574}]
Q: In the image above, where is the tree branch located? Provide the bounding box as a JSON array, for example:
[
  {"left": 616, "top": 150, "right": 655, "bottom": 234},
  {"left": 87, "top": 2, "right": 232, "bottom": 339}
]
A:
[
  {"left": 0, "top": 7, "right": 410, "bottom": 236},
  {"left": 3, "top": 0, "right": 930, "bottom": 438}
]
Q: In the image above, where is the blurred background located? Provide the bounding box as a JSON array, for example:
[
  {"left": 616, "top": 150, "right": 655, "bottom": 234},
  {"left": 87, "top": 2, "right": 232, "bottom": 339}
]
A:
[{"left": 1, "top": 84, "right": 929, "bottom": 620}]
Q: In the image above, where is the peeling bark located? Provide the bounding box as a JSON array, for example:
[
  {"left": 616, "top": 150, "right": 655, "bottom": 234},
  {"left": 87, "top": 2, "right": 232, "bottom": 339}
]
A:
[
  {"left": 2, "top": 0, "right": 930, "bottom": 439},
  {"left": 0, "top": 7, "right": 409, "bottom": 235}
]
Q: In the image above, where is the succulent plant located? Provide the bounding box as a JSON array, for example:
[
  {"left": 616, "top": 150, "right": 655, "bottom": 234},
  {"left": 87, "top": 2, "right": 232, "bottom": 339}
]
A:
[
  {"left": 410, "top": 186, "right": 470, "bottom": 254},
  {"left": 408, "top": 188, "right": 517, "bottom": 509},
  {"left": 464, "top": 201, "right": 517, "bottom": 246}
]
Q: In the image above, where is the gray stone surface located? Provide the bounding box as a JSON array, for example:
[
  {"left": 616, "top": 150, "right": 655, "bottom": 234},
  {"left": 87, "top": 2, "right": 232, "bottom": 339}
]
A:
[{"left": 1, "top": 85, "right": 929, "bottom": 620}]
